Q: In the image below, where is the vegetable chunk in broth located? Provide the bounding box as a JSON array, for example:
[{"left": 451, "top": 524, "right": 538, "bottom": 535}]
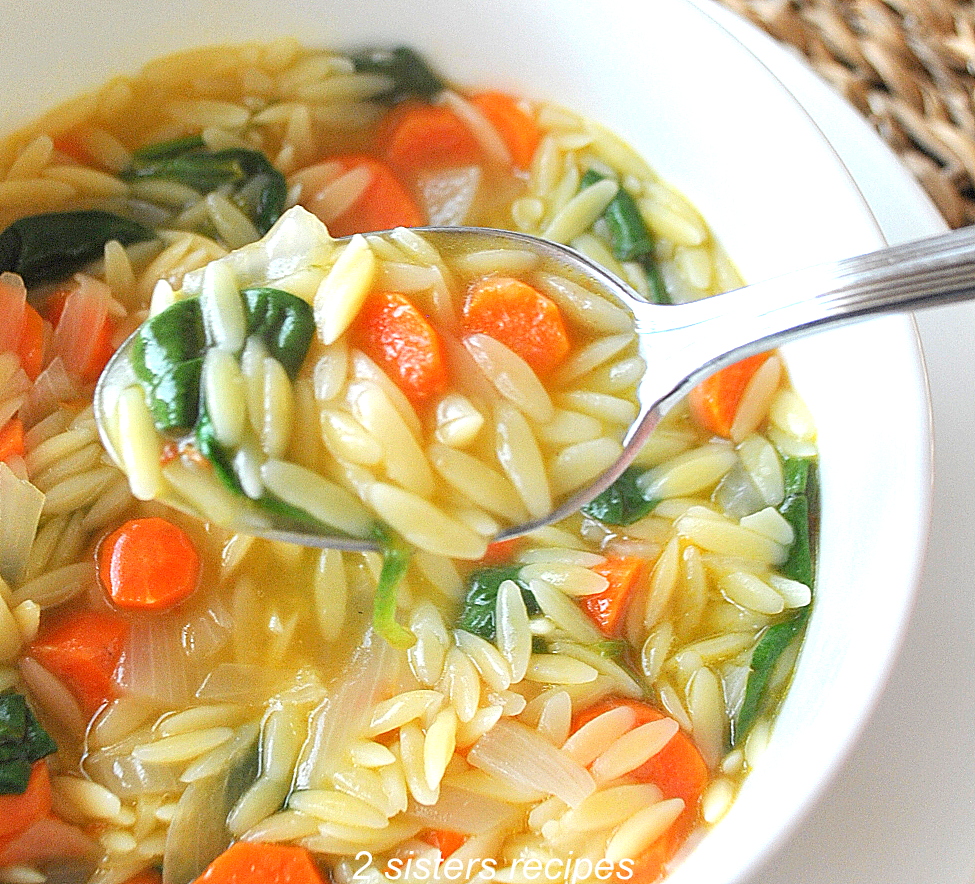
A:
[{"left": 0, "top": 40, "right": 817, "bottom": 884}]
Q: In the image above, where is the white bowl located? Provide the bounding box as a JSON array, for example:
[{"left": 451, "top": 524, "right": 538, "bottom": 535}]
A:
[{"left": 0, "top": 1, "right": 931, "bottom": 882}]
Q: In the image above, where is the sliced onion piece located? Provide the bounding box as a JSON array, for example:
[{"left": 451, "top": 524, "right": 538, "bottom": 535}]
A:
[
  {"left": 467, "top": 719, "right": 596, "bottom": 808},
  {"left": 406, "top": 783, "right": 521, "bottom": 834}
]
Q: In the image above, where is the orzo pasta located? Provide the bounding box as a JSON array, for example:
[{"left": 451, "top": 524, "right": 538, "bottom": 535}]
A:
[{"left": 0, "top": 41, "right": 816, "bottom": 884}]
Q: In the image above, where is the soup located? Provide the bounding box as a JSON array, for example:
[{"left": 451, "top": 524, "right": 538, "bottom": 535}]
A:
[{"left": 0, "top": 41, "right": 816, "bottom": 884}]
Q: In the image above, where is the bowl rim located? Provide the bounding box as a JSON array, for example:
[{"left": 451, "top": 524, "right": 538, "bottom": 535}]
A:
[{"left": 0, "top": 1, "right": 934, "bottom": 881}]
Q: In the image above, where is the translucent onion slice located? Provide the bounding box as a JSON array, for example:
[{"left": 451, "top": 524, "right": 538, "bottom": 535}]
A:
[
  {"left": 467, "top": 719, "right": 596, "bottom": 808},
  {"left": 0, "top": 462, "right": 45, "bottom": 585},
  {"left": 294, "top": 629, "right": 392, "bottom": 789},
  {"left": 115, "top": 616, "right": 206, "bottom": 707},
  {"left": 406, "top": 783, "right": 521, "bottom": 834}
]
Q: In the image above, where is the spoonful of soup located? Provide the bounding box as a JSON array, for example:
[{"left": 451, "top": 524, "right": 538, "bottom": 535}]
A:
[{"left": 94, "top": 205, "right": 975, "bottom": 560}]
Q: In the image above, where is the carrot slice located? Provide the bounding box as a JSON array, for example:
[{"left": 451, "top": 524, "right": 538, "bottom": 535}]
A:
[
  {"left": 98, "top": 516, "right": 202, "bottom": 611},
  {"left": 571, "top": 697, "right": 709, "bottom": 882},
  {"left": 83, "top": 316, "right": 116, "bottom": 385},
  {"left": 382, "top": 100, "right": 481, "bottom": 173},
  {"left": 462, "top": 275, "right": 570, "bottom": 376},
  {"left": 573, "top": 698, "right": 709, "bottom": 809},
  {"left": 470, "top": 91, "right": 541, "bottom": 169},
  {"left": 0, "top": 418, "right": 25, "bottom": 463},
  {"left": 421, "top": 828, "right": 467, "bottom": 858},
  {"left": 49, "top": 277, "right": 117, "bottom": 384},
  {"left": 687, "top": 353, "right": 771, "bottom": 438},
  {"left": 351, "top": 290, "right": 449, "bottom": 404},
  {"left": 0, "top": 272, "right": 27, "bottom": 354},
  {"left": 52, "top": 133, "right": 92, "bottom": 165},
  {"left": 0, "top": 762, "right": 51, "bottom": 844},
  {"left": 478, "top": 537, "right": 522, "bottom": 566},
  {"left": 330, "top": 155, "right": 424, "bottom": 237},
  {"left": 196, "top": 840, "right": 327, "bottom": 884},
  {"left": 0, "top": 814, "right": 98, "bottom": 869},
  {"left": 29, "top": 610, "right": 129, "bottom": 715},
  {"left": 296, "top": 155, "right": 424, "bottom": 237},
  {"left": 579, "top": 555, "right": 646, "bottom": 636},
  {"left": 44, "top": 286, "right": 70, "bottom": 325},
  {"left": 15, "top": 303, "right": 46, "bottom": 381}
]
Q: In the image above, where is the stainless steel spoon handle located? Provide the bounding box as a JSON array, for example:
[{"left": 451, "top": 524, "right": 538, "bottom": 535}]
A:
[{"left": 627, "top": 224, "right": 975, "bottom": 435}]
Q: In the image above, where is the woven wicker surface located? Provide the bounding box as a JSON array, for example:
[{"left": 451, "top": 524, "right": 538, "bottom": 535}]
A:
[{"left": 715, "top": 0, "right": 975, "bottom": 228}]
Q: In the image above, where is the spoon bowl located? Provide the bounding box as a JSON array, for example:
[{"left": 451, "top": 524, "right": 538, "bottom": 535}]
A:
[{"left": 95, "top": 221, "right": 975, "bottom": 551}]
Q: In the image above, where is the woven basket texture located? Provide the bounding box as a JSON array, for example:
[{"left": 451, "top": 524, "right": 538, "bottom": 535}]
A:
[{"left": 716, "top": 0, "right": 975, "bottom": 228}]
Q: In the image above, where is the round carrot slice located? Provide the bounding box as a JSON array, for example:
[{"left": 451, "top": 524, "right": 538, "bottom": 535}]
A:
[
  {"left": 571, "top": 697, "right": 710, "bottom": 882},
  {"left": 98, "top": 516, "right": 202, "bottom": 611},
  {"left": 351, "top": 290, "right": 449, "bottom": 404},
  {"left": 196, "top": 840, "right": 326, "bottom": 884},
  {"left": 462, "top": 275, "right": 570, "bottom": 375}
]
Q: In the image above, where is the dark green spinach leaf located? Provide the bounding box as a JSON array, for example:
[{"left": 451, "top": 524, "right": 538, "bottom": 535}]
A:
[
  {"left": 123, "top": 141, "right": 286, "bottom": 235},
  {"left": 731, "top": 455, "right": 818, "bottom": 746},
  {"left": 778, "top": 456, "right": 818, "bottom": 587},
  {"left": 580, "top": 168, "right": 669, "bottom": 304},
  {"left": 0, "top": 692, "right": 57, "bottom": 795},
  {"left": 133, "top": 287, "right": 314, "bottom": 437},
  {"left": 0, "top": 210, "right": 155, "bottom": 287},
  {"left": 732, "top": 608, "right": 810, "bottom": 746},
  {"left": 458, "top": 566, "right": 540, "bottom": 642},
  {"left": 351, "top": 46, "right": 446, "bottom": 104},
  {"left": 581, "top": 466, "right": 658, "bottom": 526},
  {"left": 241, "top": 287, "right": 315, "bottom": 379}
]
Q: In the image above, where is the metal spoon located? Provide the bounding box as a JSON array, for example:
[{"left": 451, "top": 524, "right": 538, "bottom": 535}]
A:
[{"left": 95, "top": 223, "right": 975, "bottom": 552}]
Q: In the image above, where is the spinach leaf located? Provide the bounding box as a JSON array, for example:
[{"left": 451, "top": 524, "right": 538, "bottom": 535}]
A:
[
  {"left": 351, "top": 46, "right": 446, "bottom": 104},
  {"left": 458, "top": 565, "right": 540, "bottom": 642},
  {"left": 132, "top": 296, "right": 207, "bottom": 382},
  {"left": 130, "top": 288, "right": 343, "bottom": 537},
  {"left": 132, "top": 297, "right": 207, "bottom": 432},
  {"left": 145, "top": 357, "right": 203, "bottom": 433},
  {"left": 0, "top": 692, "right": 57, "bottom": 795},
  {"left": 130, "top": 134, "right": 207, "bottom": 163},
  {"left": 123, "top": 141, "right": 286, "bottom": 235},
  {"left": 372, "top": 524, "right": 416, "bottom": 649},
  {"left": 581, "top": 466, "right": 658, "bottom": 526},
  {"left": 580, "top": 168, "right": 669, "bottom": 304},
  {"left": 779, "top": 456, "right": 818, "bottom": 587},
  {"left": 193, "top": 403, "right": 241, "bottom": 494},
  {"left": 732, "top": 608, "right": 810, "bottom": 746},
  {"left": 0, "top": 210, "right": 155, "bottom": 287},
  {"left": 133, "top": 287, "right": 314, "bottom": 438},
  {"left": 730, "top": 455, "right": 818, "bottom": 746},
  {"left": 241, "top": 287, "right": 315, "bottom": 379},
  {"left": 131, "top": 298, "right": 206, "bottom": 433}
]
